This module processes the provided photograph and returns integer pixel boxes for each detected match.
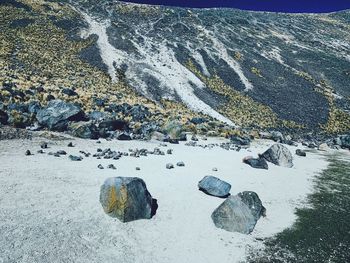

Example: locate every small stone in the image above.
[98,164,104,169]
[40,142,48,149]
[167,149,173,154]
[212,167,218,172]
[107,164,116,170]
[296,149,306,157]
[67,142,74,147]
[96,140,101,144]
[56,150,67,155]
[176,161,185,167]
[25,150,32,156]
[69,155,83,161]
[136,167,141,171]
[166,163,174,169]
[37,149,45,154]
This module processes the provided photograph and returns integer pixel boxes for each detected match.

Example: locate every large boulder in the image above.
[211,191,265,234]
[36,100,85,131]
[243,156,268,169]
[68,121,99,139]
[260,144,293,168]
[100,177,156,222]
[198,176,231,197]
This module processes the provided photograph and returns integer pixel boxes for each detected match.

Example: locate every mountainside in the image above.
[1,0,350,135]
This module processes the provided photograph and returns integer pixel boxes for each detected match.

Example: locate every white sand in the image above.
[0,137,329,263]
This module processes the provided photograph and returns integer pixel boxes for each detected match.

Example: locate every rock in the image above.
[198,176,231,198]
[56,150,67,155]
[36,100,85,131]
[99,119,128,131]
[260,144,293,168]
[243,156,268,169]
[176,161,185,167]
[25,150,32,156]
[166,163,174,169]
[296,149,306,157]
[69,155,83,161]
[7,111,31,128]
[136,167,140,171]
[62,88,78,97]
[190,117,207,125]
[89,111,109,121]
[98,164,104,169]
[0,109,9,124]
[212,167,218,172]
[28,101,41,114]
[230,135,251,146]
[99,177,156,222]
[67,142,74,147]
[167,149,173,154]
[117,133,132,141]
[40,142,48,149]
[238,191,266,221]
[163,120,184,140]
[191,134,199,141]
[107,164,116,170]
[318,143,330,151]
[337,135,350,149]
[37,150,44,154]
[69,121,99,139]
[151,131,166,142]
[211,191,265,234]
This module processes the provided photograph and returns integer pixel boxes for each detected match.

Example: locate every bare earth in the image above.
[0,136,329,263]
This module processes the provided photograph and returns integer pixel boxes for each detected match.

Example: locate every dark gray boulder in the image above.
[260,144,293,168]
[243,156,268,169]
[117,133,132,141]
[198,176,231,198]
[100,177,156,222]
[36,100,85,131]
[211,191,265,234]
[68,121,99,139]
[238,191,266,221]
[296,149,306,157]
[337,135,350,150]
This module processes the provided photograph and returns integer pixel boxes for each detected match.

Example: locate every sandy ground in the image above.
[0,136,329,263]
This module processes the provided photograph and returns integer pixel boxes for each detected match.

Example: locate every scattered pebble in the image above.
[69,155,83,161]
[98,164,104,169]
[67,142,74,147]
[107,164,116,169]
[212,167,218,172]
[56,150,67,155]
[40,142,48,149]
[167,149,173,154]
[37,150,44,154]
[166,163,174,169]
[136,167,141,171]
[176,161,185,167]
[25,150,32,156]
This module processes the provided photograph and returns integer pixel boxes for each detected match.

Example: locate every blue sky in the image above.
[120,0,350,13]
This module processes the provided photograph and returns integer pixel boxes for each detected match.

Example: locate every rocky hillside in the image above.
[0,0,350,137]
